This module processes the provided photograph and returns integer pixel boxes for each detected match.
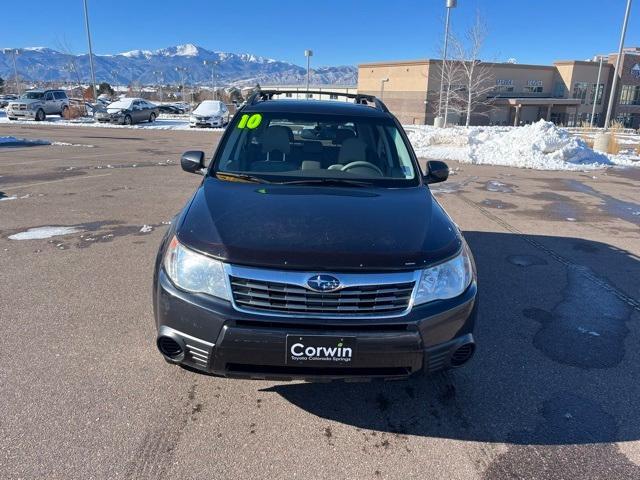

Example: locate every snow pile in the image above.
[8,226,81,240]
[405,120,638,171]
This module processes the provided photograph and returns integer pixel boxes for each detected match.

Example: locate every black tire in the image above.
[60,106,69,118]
[149,113,156,123]
[124,115,132,125]
[35,109,46,122]
[8,117,17,121]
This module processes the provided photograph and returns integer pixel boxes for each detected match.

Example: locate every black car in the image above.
[158,104,186,115]
[153,90,477,381]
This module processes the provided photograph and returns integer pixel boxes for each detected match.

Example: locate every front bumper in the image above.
[7,108,37,119]
[96,115,125,124]
[190,118,224,127]
[154,270,477,380]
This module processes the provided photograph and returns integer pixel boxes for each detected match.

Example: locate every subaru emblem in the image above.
[306,274,341,292]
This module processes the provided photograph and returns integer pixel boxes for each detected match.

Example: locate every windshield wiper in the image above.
[215,172,271,184]
[276,178,373,187]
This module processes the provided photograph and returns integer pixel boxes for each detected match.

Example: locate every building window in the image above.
[615,113,638,128]
[523,85,543,94]
[329,94,338,100]
[619,85,640,105]
[553,82,565,98]
[285,92,292,98]
[306,93,313,99]
[572,82,589,104]
[589,84,604,105]
[493,85,514,93]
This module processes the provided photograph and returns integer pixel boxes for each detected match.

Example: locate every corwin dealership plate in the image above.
[286,335,357,366]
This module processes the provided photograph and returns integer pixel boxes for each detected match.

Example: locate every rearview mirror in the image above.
[181,151,205,174]
[424,160,449,184]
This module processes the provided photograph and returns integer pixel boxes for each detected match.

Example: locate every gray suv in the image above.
[6,89,69,121]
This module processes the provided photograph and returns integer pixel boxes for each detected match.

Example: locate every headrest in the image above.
[332,129,356,145]
[338,137,367,164]
[261,126,292,154]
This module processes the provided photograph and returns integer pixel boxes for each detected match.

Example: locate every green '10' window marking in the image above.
[237,113,262,129]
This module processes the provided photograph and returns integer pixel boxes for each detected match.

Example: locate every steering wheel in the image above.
[341,161,384,176]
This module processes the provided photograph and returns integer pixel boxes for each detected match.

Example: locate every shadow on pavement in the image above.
[263,231,640,448]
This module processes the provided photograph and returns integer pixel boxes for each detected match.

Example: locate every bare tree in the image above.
[430,35,465,126]
[451,14,495,126]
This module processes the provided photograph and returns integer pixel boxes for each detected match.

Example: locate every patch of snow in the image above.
[139,225,153,233]
[405,120,639,171]
[8,226,81,240]
[51,141,95,148]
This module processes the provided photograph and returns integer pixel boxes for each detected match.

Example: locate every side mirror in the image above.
[181,151,205,174]
[424,160,449,184]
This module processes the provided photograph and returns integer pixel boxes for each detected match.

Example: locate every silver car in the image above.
[6,89,69,121]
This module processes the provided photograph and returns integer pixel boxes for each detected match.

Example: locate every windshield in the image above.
[212,112,419,186]
[21,92,44,100]
[194,101,222,115]
[107,99,133,111]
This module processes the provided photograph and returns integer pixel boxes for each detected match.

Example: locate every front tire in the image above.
[35,109,46,122]
[124,115,132,125]
[60,106,69,118]
[149,113,156,123]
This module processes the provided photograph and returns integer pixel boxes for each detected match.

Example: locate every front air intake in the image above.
[157,336,184,359]
[450,343,475,367]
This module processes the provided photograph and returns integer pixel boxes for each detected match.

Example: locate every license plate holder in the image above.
[286,335,357,366]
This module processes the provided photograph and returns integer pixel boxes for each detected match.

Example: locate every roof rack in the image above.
[245,89,390,113]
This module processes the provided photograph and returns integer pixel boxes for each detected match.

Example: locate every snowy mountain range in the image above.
[0,44,357,86]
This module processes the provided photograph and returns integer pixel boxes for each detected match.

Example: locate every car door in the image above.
[131,101,144,123]
[43,92,55,114]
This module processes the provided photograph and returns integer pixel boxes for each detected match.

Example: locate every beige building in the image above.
[359,47,640,128]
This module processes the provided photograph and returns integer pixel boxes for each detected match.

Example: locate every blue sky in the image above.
[2,0,639,66]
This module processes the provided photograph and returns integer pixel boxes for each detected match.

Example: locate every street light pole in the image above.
[12,49,20,95]
[380,78,389,100]
[436,0,456,126]
[590,56,604,128]
[175,67,187,107]
[82,0,98,104]
[604,0,632,130]
[204,60,217,100]
[153,70,164,102]
[304,49,313,94]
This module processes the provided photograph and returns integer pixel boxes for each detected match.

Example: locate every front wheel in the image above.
[35,109,46,122]
[124,115,132,125]
[149,113,156,123]
[60,106,69,118]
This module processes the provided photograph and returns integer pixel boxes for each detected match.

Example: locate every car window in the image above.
[44,92,54,101]
[54,92,66,100]
[213,112,418,186]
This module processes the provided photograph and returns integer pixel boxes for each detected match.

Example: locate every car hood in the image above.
[177,177,461,271]
[11,98,41,105]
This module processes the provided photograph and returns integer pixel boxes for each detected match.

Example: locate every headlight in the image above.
[414,241,473,305]
[163,236,230,300]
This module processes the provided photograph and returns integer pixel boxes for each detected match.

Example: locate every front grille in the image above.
[230,276,415,316]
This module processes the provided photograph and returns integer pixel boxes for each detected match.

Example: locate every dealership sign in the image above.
[527,80,543,87]
[632,63,640,79]
[496,79,513,86]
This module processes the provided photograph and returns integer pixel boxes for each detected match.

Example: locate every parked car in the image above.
[95,98,159,125]
[153,90,478,381]
[189,100,230,128]
[6,89,69,121]
[0,94,18,108]
[158,104,185,115]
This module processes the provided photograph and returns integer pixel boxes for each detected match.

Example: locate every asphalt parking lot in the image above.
[1,123,640,480]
